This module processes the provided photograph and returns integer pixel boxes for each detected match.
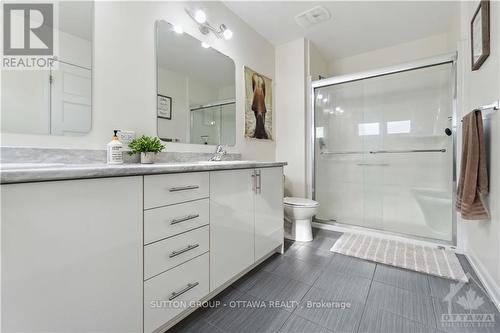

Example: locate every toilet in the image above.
[283,197,320,242]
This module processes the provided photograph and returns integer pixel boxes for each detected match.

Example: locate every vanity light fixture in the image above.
[185,8,233,40]
[194,9,207,24]
[173,25,184,34]
[222,26,233,40]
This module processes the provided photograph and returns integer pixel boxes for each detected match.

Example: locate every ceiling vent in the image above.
[294,6,331,28]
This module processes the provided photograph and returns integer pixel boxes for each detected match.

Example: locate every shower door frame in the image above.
[308,53,458,246]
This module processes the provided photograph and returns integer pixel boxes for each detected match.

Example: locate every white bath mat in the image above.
[331,233,468,282]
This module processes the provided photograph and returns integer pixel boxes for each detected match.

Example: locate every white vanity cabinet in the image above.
[210,167,284,291]
[0,164,284,333]
[1,177,143,333]
[143,172,211,332]
[209,169,256,291]
[254,167,285,259]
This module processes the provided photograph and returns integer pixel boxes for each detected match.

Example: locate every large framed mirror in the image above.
[1,1,94,136]
[156,20,236,145]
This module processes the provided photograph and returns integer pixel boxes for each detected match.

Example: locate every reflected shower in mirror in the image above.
[1,1,93,136]
[156,20,236,145]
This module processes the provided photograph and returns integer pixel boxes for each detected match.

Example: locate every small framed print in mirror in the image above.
[157,94,172,119]
[471,0,490,71]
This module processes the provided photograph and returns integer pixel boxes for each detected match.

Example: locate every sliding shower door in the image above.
[190,102,236,145]
[314,62,454,242]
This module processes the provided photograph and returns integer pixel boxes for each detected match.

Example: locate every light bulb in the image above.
[201,42,210,48]
[173,25,183,34]
[317,94,323,99]
[323,98,328,103]
[194,9,207,24]
[223,28,233,40]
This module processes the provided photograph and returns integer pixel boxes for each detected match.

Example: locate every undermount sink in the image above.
[0,162,65,170]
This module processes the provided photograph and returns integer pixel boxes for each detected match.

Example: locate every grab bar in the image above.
[321,149,446,155]
[370,149,446,154]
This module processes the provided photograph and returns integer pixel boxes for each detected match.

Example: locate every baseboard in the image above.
[465,249,500,312]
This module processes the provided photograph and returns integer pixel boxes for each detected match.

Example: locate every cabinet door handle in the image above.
[168,282,199,301]
[256,170,261,194]
[169,244,199,258]
[168,185,199,192]
[170,214,200,225]
[251,173,256,192]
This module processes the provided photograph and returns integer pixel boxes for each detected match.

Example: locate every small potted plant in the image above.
[128,135,165,164]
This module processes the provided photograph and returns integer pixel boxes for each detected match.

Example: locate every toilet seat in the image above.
[283,197,319,208]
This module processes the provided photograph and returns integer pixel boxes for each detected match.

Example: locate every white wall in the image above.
[328,33,457,76]
[275,38,307,197]
[308,41,328,81]
[1,1,276,161]
[306,41,329,198]
[456,0,500,308]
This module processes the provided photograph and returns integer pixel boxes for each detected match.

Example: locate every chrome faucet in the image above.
[209,145,227,161]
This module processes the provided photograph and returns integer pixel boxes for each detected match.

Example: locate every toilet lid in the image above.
[284,197,319,207]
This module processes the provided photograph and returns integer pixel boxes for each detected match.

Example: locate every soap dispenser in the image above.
[107,130,123,164]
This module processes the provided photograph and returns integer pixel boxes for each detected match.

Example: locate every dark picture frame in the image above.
[157,94,172,119]
[471,0,490,71]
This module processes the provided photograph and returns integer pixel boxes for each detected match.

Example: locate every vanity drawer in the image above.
[144,199,209,245]
[144,172,209,209]
[144,253,209,333]
[144,226,209,280]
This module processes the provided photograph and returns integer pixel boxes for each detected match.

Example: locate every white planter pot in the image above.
[140,152,156,164]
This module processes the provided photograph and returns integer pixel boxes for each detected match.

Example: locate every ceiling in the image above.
[224,1,458,60]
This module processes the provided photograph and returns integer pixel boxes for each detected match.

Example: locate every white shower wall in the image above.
[314,63,454,241]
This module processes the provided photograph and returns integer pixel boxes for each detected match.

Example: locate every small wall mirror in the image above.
[1,1,93,136]
[156,20,236,145]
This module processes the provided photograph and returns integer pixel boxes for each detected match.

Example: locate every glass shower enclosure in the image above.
[312,56,456,243]
[190,101,236,145]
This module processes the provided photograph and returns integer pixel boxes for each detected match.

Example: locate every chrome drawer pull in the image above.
[168,282,199,301]
[169,244,199,258]
[170,214,200,225]
[168,185,199,192]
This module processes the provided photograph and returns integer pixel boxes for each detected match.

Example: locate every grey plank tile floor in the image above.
[169,228,500,333]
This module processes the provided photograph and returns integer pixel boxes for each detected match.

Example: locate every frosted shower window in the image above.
[314,62,454,242]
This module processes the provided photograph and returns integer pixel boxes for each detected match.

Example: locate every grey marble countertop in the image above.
[0,160,287,184]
